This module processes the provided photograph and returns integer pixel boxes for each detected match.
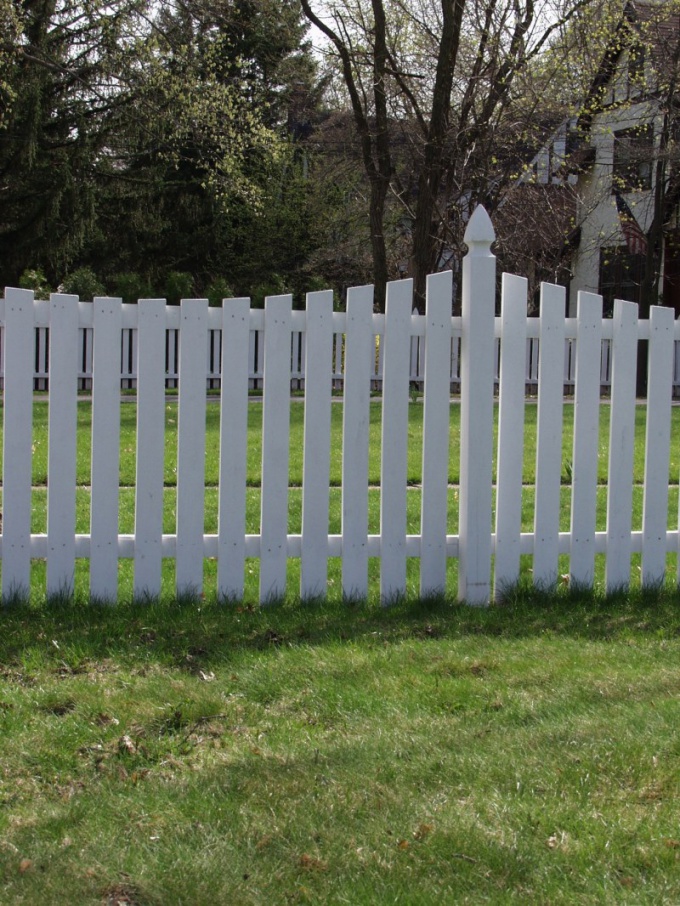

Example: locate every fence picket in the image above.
[259,295,292,601]
[420,271,453,596]
[458,207,496,604]
[2,288,35,597]
[301,291,334,597]
[380,279,413,600]
[570,292,603,586]
[533,283,566,587]
[134,299,167,596]
[641,305,675,586]
[605,299,638,591]
[90,297,123,599]
[46,294,79,595]
[341,286,373,598]
[176,298,209,593]
[494,274,528,597]
[217,298,251,599]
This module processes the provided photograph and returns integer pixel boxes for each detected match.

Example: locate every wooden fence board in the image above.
[642,304,675,586]
[301,290,334,597]
[176,298,209,593]
[134,299,167,596]
[494,274,528,596]
[259,295,292,601]
[605,299,638,591]
[380,279,413,600]
[90,297,123,599]
[2,288,35,596]
[341,286,373,598]
[217,299,251,599]
[46,294,79,595]
[420,271,453,596]
[570,291,603,586]
[533,283,566,587]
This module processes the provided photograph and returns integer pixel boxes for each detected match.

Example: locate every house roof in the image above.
[577,0,680,134]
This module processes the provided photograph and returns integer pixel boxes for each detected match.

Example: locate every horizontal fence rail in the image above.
[2,207,680,604]
[3,311,680,395]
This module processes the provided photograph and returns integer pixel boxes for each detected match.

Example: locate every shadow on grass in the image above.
[0,580,679,674]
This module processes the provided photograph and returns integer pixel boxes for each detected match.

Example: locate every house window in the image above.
[612,125,653,192]
[599,246,644,315]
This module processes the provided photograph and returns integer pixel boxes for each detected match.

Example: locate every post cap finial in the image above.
[463,205,495,251]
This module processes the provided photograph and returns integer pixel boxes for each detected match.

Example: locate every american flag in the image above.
[614,191,648,256]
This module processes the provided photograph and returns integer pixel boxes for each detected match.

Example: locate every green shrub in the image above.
[165,271,195,305]
[18,268,51,299]
[206,277,235,307]
[251,274,287,309]
[61,267,105,301]
[112,273,155,305]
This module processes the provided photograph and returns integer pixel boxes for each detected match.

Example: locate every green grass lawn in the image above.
[2,402,680,902]
[3,399,679,600]
[9,399,680,488]
[1,589,680,904]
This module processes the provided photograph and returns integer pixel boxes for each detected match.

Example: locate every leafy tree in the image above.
[86,0,326,299]
[301,0,604,310]
[0,0,153,285]
[0,0,328,302]
[0,0,21,124]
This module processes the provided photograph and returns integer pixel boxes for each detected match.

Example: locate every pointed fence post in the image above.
[458,207,496,605]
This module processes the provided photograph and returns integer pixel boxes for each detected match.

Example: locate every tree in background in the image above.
[0,0,21,122]
[560,0,680,394]
[0,0,329,303]
[0,0,154,284]
[301,0,612,310]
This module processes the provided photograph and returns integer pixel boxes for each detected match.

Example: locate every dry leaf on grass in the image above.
[299,854,327,871]
[118,735,137,755]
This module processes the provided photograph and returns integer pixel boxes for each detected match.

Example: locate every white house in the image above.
[568,0,680,317]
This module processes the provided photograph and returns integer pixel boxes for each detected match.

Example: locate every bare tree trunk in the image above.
[300,0,392,309]
[410,0,465,312]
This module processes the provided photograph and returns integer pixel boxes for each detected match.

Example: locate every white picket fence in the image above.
[1,205,680,604]
[7,306,680,395]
